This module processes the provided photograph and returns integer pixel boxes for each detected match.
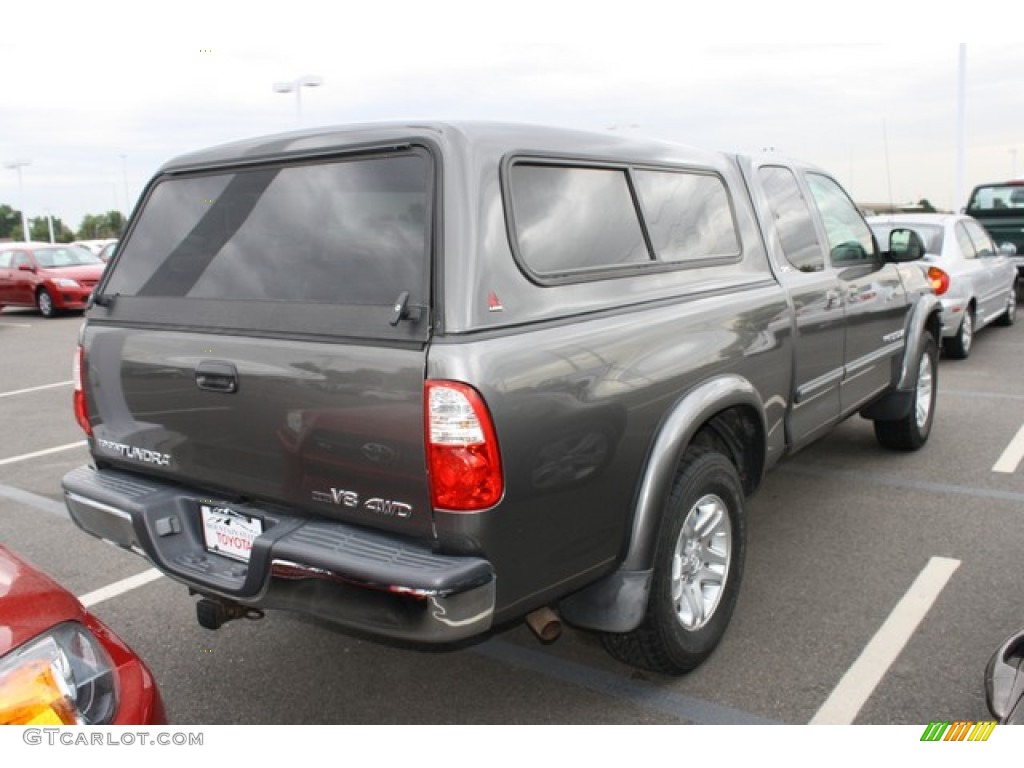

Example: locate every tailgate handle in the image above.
[195,361,238,393]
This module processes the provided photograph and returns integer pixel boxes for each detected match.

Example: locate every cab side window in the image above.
[758,166,824,273]
[805,173,877,266]
[0,251,13,268]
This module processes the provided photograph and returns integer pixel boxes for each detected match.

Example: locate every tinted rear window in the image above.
[102,150,432,338]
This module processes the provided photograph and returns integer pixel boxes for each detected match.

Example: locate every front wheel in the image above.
[36,288,57,318]
[601,447,745,675]
[874,336,937,451]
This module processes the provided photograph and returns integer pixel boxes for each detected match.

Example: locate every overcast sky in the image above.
[2,3,1021,233]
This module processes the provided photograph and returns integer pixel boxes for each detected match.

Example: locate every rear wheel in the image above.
[36,288,57,318]
[943,308,973,359]
[601,447,745,675]
[874,335,937,451]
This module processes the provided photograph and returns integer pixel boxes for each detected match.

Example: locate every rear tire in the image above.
[601,447,745,675]
[874,335,937,451]
[943,308,973,359]
[36,288,57,318]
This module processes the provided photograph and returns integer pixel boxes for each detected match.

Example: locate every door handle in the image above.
[195,361,238,393]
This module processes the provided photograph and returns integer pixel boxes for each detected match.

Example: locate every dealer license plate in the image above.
[200,504,262,563]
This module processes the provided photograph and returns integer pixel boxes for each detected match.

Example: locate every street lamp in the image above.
[4,159,31,242]
[272,75,323,124]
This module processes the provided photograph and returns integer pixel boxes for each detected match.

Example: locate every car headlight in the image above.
[0,622,118,725]
[53,278,80,288]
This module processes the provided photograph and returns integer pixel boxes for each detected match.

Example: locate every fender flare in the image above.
[897,293,942,391]
[559,374,766,633]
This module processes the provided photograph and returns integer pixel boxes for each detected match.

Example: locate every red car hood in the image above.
[0,546,85,654]
[40,264,105,281]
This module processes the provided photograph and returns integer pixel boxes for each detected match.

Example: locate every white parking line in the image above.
[993,424,1024,474]
[0,380,73,399]
[809,556,961,725]
[78,568,164,608]
[0,441,87,467]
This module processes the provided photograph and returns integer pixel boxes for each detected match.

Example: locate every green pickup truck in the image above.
[965,180,1024,292]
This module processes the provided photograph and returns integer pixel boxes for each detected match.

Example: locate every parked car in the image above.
[97,240,118,262]
[72,239,117,256]
[0,243,105,317]
[0,545,166,724]
[985,627,1024,724]
[868,213,1017,359]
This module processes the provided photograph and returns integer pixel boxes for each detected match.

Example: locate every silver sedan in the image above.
[869,213,1018,359]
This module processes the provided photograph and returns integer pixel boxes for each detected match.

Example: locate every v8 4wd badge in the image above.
[311,488,412,518]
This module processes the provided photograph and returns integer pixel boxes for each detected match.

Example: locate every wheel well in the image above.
[689,405,764,496]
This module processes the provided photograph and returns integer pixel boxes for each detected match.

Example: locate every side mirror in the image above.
[999,242,1018,257]
[887,228,925,262]
[985,629,1024,724]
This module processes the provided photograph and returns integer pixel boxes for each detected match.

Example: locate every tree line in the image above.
[0,204,125,243]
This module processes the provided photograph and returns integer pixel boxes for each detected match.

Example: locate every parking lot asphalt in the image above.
[2,305,1023,725]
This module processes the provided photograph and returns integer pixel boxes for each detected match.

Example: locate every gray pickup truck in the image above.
[62,122,940,675]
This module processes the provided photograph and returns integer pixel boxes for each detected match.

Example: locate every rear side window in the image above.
[508,164,650,274]
[962,218,996,257]
[955,222,978,259]
[507,161,739,280]
[103,149,432,338]
[633,170,740,263]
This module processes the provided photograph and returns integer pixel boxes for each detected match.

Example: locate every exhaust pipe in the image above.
[196,597,264,630]
[525,606,562,643]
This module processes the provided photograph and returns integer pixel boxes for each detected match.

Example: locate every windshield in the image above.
[33,246,103,268]
[966,184,1024,213]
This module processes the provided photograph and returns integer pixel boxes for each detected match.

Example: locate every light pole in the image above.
[120,154,130,215]
[272,75,323,124]
[4,159,31,242]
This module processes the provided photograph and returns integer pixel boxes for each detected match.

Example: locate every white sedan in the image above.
[869,213,1018,359]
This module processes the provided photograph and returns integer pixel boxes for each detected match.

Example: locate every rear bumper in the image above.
[62,466,495,644]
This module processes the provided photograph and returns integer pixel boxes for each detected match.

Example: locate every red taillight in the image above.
[425,381,503,512]
[73,345,92,436]
[927,266,950,296]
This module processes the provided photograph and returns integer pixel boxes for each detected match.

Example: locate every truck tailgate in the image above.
[83,325,435,540]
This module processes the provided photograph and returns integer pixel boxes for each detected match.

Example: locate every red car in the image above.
[0,243,105,318]
[0,546,166,724]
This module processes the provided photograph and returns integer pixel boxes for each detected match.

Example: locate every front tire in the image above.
[874,335,937,451]
[36,288,57,318]
[602,447,745,675]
